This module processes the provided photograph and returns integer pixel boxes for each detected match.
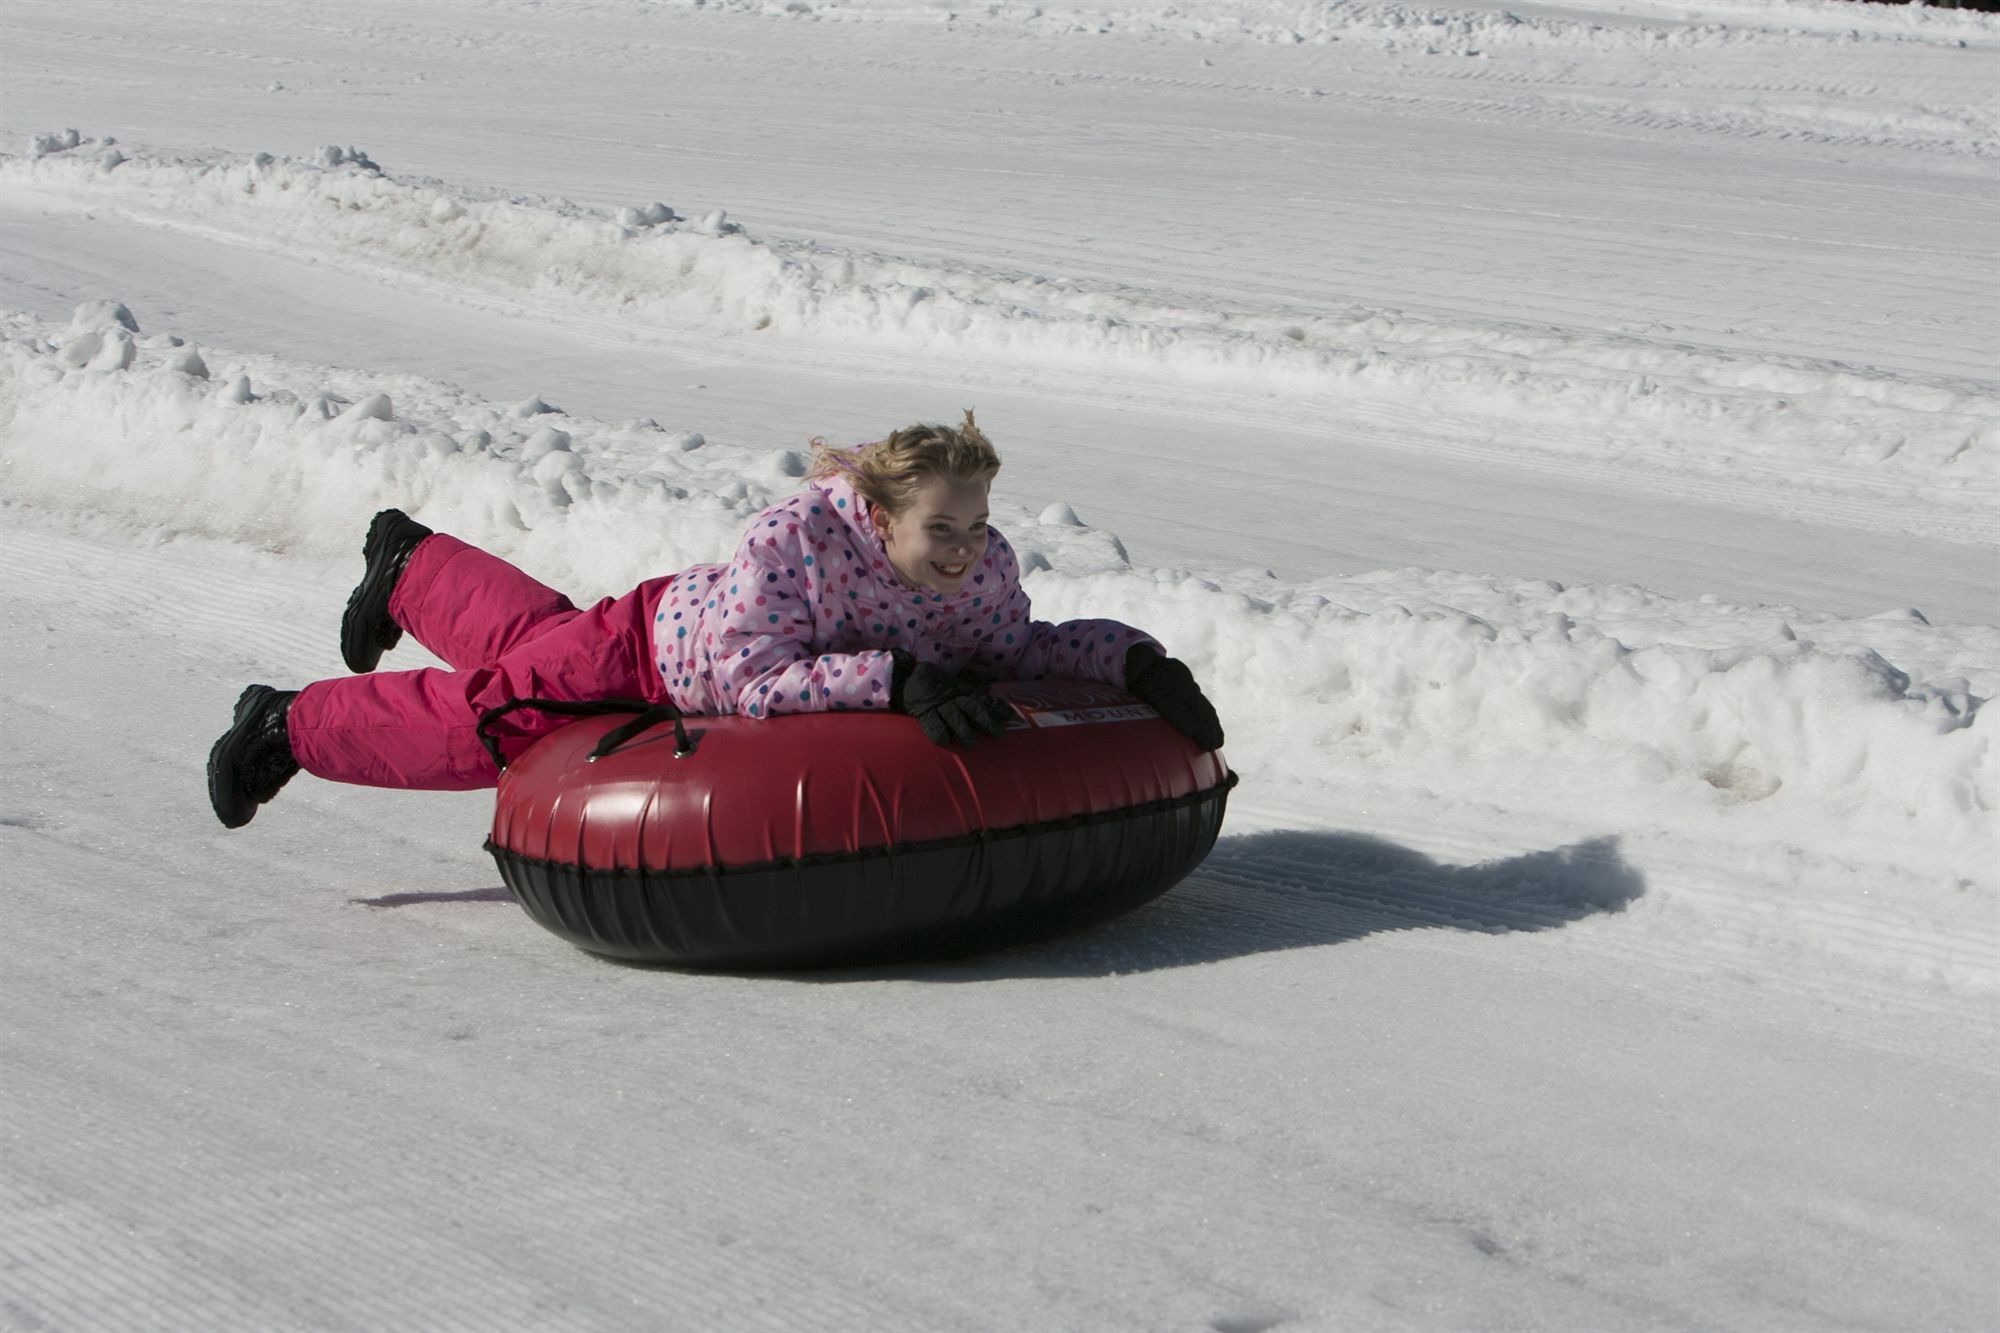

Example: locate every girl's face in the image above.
[872,474,992,595]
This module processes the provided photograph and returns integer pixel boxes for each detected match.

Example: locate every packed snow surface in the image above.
[2,1,1995,1330]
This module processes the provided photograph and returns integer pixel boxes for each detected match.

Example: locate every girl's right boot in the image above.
[207,685,301,828]
[340,508,433,672]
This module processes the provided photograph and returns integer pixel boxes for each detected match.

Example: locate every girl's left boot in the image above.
[208,685,301,828]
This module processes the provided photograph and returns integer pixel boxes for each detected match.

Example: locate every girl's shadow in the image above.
[901,830,1646,979]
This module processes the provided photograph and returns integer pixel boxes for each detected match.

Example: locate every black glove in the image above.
[1125,646,1225,751]
[890,650,1014,747]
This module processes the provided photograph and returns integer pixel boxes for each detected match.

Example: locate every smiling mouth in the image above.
[932,562,968,579]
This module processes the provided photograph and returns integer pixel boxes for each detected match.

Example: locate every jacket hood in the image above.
[813,474,998,608]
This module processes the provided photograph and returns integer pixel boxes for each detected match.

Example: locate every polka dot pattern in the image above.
[648,475,1158,718]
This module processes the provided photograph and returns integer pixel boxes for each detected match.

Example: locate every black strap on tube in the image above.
[474,697,694,773]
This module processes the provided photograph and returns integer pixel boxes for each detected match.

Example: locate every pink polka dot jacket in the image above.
[649,476,1159,719]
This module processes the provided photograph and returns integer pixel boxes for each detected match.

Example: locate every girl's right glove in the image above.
[890,650,1015,747]
[1125,646,1226,752]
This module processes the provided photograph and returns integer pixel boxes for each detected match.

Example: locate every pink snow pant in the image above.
[290,535,673,790]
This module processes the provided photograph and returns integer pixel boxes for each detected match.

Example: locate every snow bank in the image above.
[6,138,1993,533]
[4,304,1990,865]
[627,0,2000,53]
[615,2,2000,161]
[1034,565,1994,857]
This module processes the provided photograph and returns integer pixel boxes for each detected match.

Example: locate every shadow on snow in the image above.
[349,831,1645,978]
[897,831,1646,979]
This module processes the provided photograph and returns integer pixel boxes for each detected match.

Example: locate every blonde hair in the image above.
[807,410,1000,518]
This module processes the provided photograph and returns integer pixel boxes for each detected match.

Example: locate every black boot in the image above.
[208,685,301,829]
[340,508,432,673]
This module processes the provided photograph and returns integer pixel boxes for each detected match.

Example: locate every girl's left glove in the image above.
[1125,646,1225,751]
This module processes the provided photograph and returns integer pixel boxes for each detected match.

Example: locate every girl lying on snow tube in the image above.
[207,411,1224,827]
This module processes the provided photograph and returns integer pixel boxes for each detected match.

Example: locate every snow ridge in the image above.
[4,303,1991,869]
[617,0,2000,52]
[8,137,1994,534]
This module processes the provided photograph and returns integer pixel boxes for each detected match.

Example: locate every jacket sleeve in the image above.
[708,519,900,718]
[971,531,1159,685]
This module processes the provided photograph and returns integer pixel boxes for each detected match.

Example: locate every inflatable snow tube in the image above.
[484,680,1235,969]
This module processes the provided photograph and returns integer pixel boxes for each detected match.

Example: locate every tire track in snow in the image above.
[0,988,898,1331]
[0,516,339,682]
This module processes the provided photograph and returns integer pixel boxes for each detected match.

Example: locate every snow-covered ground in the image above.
[2,1,1995,1329]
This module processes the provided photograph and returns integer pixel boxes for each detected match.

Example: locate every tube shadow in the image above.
[350,887,515,908]
[898,830,1646,980]
[366,831,1643,979]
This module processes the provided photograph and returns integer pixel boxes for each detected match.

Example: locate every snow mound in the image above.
[632,1,2000,161]
[6,138,1993,533]
[2,306,1991,868]
[1037,564,1993,859]
[655,0,2000,54]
